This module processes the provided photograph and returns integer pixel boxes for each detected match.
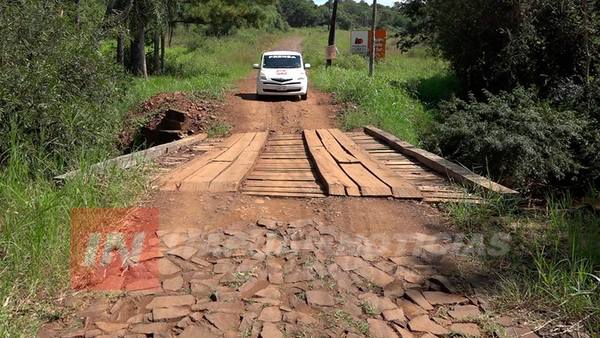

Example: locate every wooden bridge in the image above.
[157,126,516,203]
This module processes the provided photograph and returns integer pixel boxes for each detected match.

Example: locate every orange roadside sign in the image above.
[368,29,387,60]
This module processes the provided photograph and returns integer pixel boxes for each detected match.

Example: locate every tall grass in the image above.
[444,195,600,333]
[126,28,287,105]
[298,27,458,144]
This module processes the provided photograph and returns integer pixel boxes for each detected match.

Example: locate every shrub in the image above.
[424,87,587,192]
[0,1,127,173]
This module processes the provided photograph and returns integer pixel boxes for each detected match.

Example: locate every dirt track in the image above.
[43,37,544,338]
[221,37,338,134]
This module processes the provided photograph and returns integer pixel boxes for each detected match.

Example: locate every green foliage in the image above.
[424,88,587,191]
[392,0,430,52]
[278,0,325,28]
[277,0,403,30]
[179,0,286,35]
[429,0,600,93]
[0,0,127,172]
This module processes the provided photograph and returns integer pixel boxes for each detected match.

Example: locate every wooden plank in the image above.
[332,129,422,199]
[178,161,231,191]
[214,132,256,162]
[257,158,309,163]
[316,129,359,163]
[254,168,313,172]
[209,132,268,192]
[55,133,209,181]
[244,180,321,188]
[247,172,316,181]
[304,130,360,196]
[268,140,304,146]
[364,126,518,195]
[242,186,324,194]
[159,133,243,191]
[260,155,308,159]
[340,163,392,196]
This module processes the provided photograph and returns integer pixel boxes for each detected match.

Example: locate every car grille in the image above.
[270,78,293,83]
[263,81,301,85]
[264,88,301,93]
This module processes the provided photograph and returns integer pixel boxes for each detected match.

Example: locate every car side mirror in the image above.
[304,63,311,69]
[252,64,260,69]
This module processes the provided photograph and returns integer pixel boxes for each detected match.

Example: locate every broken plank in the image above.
[304,130,360,196]
[316,129,358,163]
[340,163,392,196]
[329,129,422,199]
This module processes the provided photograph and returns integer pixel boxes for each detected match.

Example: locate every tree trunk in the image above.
[153,30,160,75]
[168,23,174,47]
[130,17,147,78]
[161,32,166,73]
[117,31,125,66]
[75,0,81,27]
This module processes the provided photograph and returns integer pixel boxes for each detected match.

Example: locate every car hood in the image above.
[261,68,306,79]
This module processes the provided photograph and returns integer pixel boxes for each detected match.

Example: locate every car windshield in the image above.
[262,55,302,69]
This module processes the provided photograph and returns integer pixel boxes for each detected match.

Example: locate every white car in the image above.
[253,51,310,100]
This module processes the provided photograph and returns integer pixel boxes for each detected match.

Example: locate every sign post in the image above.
[326,0,339,68]
[351,30,387,60]
[369,0,377,77]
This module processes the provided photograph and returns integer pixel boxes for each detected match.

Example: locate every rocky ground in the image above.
[49,218,545,338]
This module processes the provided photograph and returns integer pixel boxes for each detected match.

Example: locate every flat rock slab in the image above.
[258,306,282,322]
[405,290,433,311]
[152,306,190,321]
[449,323,481,337]
[448,304,481,320]
[205,312,240,332]
[146,295,195,309]
[306,290,336,306]
[167,246,198,260]
[368,319,399,338]
[408,315,450,335]
[261,322,284,338]
[422,291,467,305]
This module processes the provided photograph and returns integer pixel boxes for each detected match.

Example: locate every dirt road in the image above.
[220,37,338,134]
[44,37,537,338]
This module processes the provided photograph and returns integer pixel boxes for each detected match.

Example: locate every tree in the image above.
[429,0,600,93]
[278,0,322,27]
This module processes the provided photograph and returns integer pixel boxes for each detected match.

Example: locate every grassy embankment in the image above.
[299,27,599,333]
[0,29,283,337]
[298,27,458,144]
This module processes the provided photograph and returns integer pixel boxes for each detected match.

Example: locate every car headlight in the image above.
[260,74,267,81]
[297,77,306,80]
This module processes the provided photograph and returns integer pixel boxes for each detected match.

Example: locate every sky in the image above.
[313,0,397,6]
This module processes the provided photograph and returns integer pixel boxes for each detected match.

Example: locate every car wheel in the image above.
[301,93,308,101]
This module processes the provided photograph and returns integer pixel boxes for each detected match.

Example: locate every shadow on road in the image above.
[235,93,300,102]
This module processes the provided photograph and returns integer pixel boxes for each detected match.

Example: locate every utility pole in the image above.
[326,0,339,68]
[369,0,377,77]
